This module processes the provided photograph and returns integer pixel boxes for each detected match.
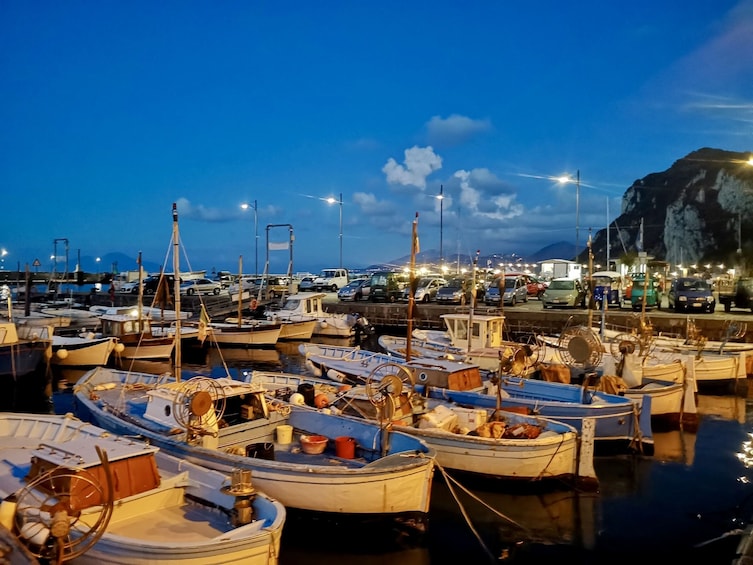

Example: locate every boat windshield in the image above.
[281,299,301,311]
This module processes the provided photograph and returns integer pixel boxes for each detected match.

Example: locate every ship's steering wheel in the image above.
[11,446,114,564]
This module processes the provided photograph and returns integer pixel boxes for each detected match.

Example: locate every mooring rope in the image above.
[434,460,532,562]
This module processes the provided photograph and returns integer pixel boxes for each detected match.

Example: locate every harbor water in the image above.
[15,338,753,564]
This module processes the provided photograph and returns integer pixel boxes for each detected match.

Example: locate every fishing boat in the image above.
[410,313,543,374]
[72,369,435,533]
[299,341,654,454]
[0,412,285,565]
[0,321,51,378]
[96,311,176,361]
[70,203,435,536]
[208,320,282,347]
[246,369,598,490]
[379,332,541,377]
[299,342,485,390]
[51,333,123,367]
[268,293,356,338]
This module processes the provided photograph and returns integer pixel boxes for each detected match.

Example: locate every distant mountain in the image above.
[588,147,753,273]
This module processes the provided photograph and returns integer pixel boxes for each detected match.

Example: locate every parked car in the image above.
[143,274,176,295]
[214,270,234,288]
[717,277,753,312]
[502,276,529,305]
[667,277,715,313]
[401,277,447,303]
[298,277,316,291]
[541,278,586,309]
[119,281,141,294]
[369,271,408,302]
[625,272,660,310]
[484,275,527,306]
[523,274,548,298]
[436,277,476,305]
[179,277,222,295]
[338,278,370,301]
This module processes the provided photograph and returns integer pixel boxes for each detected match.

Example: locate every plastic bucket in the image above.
[335,436,356,459]
[276,425,293,445]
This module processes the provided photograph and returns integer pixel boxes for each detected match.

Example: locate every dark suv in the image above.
[143,274,176,295]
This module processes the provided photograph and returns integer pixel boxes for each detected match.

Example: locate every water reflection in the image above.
[33,338,753,563]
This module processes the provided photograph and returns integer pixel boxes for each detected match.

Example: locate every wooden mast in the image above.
[172,203,181,382]
[137,251,143,323]
[237,255,243,327]
[406,213,419,362]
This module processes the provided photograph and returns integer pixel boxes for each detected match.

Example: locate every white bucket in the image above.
[276,425,293,445]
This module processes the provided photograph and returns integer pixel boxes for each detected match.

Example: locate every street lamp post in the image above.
[437,185,444,270]
[557,169,580,260]
[241,201,259,277]
[326,193,343,268]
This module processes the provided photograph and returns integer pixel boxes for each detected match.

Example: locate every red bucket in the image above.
[335,436,356,459]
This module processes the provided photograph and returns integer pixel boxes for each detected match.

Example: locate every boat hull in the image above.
[72,368,435,522]
[0,412,285,565]
[52,336,118,367]
[210,325,281,347]
[249,371,595,488]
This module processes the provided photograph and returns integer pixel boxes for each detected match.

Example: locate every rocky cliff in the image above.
[588,148,753,273]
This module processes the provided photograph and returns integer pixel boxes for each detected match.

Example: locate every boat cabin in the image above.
[279,293,328,317]
[440,313,505,350]
[99,314,157,339]
[27,433,161,507]
[144,378,272,432]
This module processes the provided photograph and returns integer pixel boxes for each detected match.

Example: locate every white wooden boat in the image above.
[208,321,282,347]
[536,332,697,427]
[227,316,316,341]
[546,327,747,394]
[379,333,540,377]
[0,412,285,565]
[248,370,598,491]
[97,312,175,361]
[269,293,355,338]
[12,309,71,329]
[90,305,191,323]
[299,342,485,390]
[408,313,543,374]
[51,334,123,367]
[0,321,51,378]
[72,368,436,534]
[299,342,654,454]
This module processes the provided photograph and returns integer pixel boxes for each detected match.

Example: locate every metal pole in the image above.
[254,200,259,278]
[576,169,580,261]
[439,185,444,270]
[338,192,343,269]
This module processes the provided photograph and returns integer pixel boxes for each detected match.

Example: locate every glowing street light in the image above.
[326,193,343,268]
[557,170,581,260]
[241,201,259,277]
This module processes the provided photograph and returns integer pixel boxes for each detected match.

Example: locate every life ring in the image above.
[250,299,258,310]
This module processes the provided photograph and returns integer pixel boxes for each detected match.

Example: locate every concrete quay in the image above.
[80,290,753,344]
[324,300,753,344]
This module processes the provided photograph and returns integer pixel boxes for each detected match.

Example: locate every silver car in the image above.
[179,277,222,295]
[401,277,447,303]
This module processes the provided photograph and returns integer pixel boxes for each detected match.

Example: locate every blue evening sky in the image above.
[2,1,752,275]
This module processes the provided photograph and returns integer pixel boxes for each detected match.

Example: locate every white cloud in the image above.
[426,114,492,146]
[382,146,443,190]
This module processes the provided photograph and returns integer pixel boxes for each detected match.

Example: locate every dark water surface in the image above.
[32,339,753,564]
